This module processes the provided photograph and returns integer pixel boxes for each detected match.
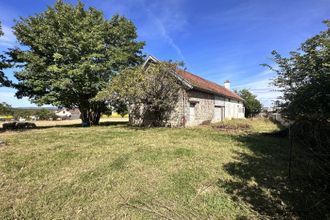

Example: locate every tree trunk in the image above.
[80,107,91,127]
[90,111,101,125]
[79,106,101,126]
[78,100,107,126]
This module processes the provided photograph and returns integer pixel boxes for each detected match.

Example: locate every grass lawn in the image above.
[0,119,314,219]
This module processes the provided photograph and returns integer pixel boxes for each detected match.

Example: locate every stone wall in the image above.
[129,88,189,127]
[224,99,245,119]
[130,88,245,127]
[185,90,215,126]
[167,89,245,127]
[167,89,188,127]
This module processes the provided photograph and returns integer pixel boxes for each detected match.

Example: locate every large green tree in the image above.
[236,89,262,117]
[0,21,11,87]
[10,0,144,125]
[97,62,181,126]
[264,21,330,121]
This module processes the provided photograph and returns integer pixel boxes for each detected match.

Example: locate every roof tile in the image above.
[176,69,243,101]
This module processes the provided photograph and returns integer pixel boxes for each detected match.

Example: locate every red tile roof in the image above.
[176,69,243,101]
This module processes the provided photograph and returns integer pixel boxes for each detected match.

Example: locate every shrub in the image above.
[3,122,37,130]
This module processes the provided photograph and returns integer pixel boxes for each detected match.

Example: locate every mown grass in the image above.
[0,119,312,219]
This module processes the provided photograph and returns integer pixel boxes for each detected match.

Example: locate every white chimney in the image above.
[224,80,230,90]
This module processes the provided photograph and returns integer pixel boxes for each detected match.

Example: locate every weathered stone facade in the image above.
[167,89,245,127]
[166,88,187,127]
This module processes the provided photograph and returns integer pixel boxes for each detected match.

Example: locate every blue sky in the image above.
[0,0,329,107]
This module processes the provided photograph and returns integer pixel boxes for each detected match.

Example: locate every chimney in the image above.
[224,80,230,90]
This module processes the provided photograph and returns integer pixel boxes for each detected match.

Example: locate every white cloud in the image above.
[257,69,273,77]
[232,78,282,107]
[148,0,188,32]
[151,14,185,60]
[0,89,35,107]
[0,24,17,47]
[141,0,186,60]
[99,0,187,60]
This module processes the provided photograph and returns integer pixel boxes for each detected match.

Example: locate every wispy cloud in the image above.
[140,0,186,60]
[233,78,281,107]
[0,24,16,47]
[100,0,187,60]
[0,90,31,107]
[257,69,274,77]
[145,10,185,60]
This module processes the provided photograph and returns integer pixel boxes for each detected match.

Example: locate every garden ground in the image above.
[0,119,317,219]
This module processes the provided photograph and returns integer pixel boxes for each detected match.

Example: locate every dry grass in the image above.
[212,118,279,133]
[0,117,128,128]
[0,118,311,219]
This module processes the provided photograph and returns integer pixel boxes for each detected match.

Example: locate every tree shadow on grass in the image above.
[0,121,129,133]
[218,133,325,219]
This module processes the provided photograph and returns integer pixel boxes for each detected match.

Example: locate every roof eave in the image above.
[190,86,243,101]
[143,55,193,89]
[142,55,160,69]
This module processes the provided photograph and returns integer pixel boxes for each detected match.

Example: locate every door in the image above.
[213,106,224,122]
[189,103,195,125]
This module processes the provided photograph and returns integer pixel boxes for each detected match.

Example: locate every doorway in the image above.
[213,106,224,122]
[189,102,195,125]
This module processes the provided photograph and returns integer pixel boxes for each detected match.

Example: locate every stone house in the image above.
[131,56,245,127]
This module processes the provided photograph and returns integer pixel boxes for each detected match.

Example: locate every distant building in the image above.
[55,108,81,120]
[260,106,292,126]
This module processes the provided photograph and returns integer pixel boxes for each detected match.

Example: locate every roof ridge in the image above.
[180,69,228,90]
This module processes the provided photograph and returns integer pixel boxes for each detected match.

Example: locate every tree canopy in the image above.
[0,21,11,87]
[97,62,181,126]
[264,20,330,121]
[236,89,262,117]
[10,0,144,125]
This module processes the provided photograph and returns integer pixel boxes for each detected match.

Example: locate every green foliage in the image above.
[9,108,56,120]
[264,21,330,120]
[97,62,181,126]
[0,102,13,115]
[10,0,144,125]
[35,109,57,120]
[110,99,128,117]
[236,89,262,117]
[0,21,11,87]
[11,109,34,120]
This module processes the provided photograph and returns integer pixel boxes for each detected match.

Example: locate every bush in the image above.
[97,62,181,127]
[12,109,35,120]
[289,120,330,217]
[3,122,37,130]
